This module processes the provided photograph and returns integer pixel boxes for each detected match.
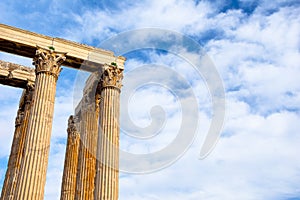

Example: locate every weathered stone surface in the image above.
[13,48,66,200]
[0,86,34,200]
[75,77,99,200]
[0,23,125,71]
[60,115,80,200]
[0,24,125,200]
[33,46,66,79]
[0,60,35,88]
[94,65,123,200]
[99,64,123,89]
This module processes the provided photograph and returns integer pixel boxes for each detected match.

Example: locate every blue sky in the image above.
[0,0,300,199]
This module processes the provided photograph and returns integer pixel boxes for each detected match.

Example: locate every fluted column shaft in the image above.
[0,86,34,200]
[95,65,123,200]
[60,115,80,200]
[13,47,66,200]
[75,102,99,200]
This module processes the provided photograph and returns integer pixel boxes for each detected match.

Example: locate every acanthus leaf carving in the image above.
[100,64,123,90]
[33,46,67,79]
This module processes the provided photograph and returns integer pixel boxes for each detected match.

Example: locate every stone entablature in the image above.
[0,23,125,71]
[0,60,35,88]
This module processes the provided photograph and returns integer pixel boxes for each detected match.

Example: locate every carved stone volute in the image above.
[33,46,67,79]
[99,64,123,90]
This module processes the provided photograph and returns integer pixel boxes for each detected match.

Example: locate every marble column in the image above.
[13,46,66,200]
[94,64,123,200]
[0,84,34,200]
[60,115,80,200]
[75,91,99,200]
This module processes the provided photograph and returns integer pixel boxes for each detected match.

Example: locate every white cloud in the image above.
[63,0,216,42]
[119,106,300,200]
[206,5,300,114]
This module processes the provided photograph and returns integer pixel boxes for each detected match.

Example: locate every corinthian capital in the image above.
[100,64,123,90]
[33,46,67,79]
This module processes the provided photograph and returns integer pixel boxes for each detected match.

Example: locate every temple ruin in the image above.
[0,23,125,200]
